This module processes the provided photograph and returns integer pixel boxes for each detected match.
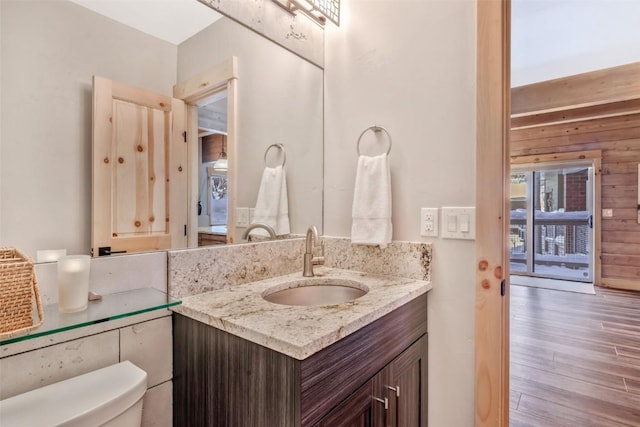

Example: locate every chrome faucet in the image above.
[303,225,325,277]
[242,222,277,241]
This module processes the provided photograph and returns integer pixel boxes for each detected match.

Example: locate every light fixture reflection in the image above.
[214,138,228,171]
[272,0,340,26]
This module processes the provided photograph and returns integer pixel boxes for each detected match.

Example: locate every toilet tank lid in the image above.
[0,361,147,427]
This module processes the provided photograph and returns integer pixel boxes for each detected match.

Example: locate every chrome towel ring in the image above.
[356,125,392,156]
[264,143,286,167]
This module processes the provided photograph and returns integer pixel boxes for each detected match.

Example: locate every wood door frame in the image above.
[477,3,640,423]
[475,1,510,426]
[173,57,239,245]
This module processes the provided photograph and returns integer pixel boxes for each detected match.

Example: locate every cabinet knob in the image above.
[386,385,400,398]
[373,396,389,410]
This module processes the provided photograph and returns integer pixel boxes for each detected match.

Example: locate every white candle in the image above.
[57,255,91,313]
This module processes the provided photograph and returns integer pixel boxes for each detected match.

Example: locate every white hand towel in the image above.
[251,165,290,236]
[351,154,392,248]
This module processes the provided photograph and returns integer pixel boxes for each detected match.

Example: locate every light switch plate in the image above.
[236,207,250,227]
[602,208,613,218]
[441,207,476,240]
[420,208,439,237]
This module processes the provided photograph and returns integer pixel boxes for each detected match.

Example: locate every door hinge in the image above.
[183,131,187,142]
[501,279,506,297]
[184,224,187,236]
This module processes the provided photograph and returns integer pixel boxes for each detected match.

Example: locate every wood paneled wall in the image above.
[201,134,226,164]
[511,63,640,289]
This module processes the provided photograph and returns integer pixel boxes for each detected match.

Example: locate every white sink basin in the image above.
[262,278,369,306]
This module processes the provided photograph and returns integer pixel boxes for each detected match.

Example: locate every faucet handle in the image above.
[313,240,325,266]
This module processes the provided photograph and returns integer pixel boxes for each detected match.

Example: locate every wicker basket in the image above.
[0,248,44,339]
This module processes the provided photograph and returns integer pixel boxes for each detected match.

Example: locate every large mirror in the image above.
[0,0,323,261]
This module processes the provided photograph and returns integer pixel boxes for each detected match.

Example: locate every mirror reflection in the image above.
[198,123,229,246]
[0,0,323,261]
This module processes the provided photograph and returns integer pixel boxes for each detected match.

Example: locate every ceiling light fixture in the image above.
[272,0,340,26]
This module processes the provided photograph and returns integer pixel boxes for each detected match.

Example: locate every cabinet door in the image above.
[387,336,428,427]
[314,379,376,427]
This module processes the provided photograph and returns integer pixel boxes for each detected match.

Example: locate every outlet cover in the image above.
[602,208,613,218]
[420,208,439,237]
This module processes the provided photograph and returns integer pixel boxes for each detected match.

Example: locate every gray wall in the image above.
[0,0,177,258]
[324,1,476,425]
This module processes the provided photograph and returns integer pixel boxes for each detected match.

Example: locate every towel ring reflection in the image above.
[264,143,286,167]
[356,126,392,156]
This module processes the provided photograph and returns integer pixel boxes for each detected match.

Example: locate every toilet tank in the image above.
[0,361,147,427]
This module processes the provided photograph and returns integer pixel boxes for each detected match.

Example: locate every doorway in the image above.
[173,56,238,247]
[477,2,640,426]
[509,165,594,283]
[196,91,229,246]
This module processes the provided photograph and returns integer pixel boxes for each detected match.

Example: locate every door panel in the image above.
[509,172,529,273]
[112,99,167,235]
[388,336,427,427]
[532,168,592,281]
[92,76,187,256]
[510,166,593,282]
[393,362,420,427]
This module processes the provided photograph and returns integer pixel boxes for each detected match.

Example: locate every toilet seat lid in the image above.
[0,361,147,427]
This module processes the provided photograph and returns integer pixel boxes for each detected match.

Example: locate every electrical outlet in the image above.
[236,207,250,227]
[602,208,613,218]
[420,208,439,237]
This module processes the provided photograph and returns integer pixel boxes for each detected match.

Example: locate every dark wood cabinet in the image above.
[173,294,427,427]
[313,335,427,427]
[387,336,428,427]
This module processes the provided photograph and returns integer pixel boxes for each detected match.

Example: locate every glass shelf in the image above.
[1,288,181,346]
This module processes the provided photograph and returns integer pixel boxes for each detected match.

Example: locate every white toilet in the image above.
[0,360,147,427]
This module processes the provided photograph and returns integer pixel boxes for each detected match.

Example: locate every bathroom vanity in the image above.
[172,268,431,426]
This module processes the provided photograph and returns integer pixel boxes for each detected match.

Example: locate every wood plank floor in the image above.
[510,284,640,426]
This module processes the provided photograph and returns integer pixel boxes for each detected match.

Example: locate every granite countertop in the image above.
[171,267,432,360]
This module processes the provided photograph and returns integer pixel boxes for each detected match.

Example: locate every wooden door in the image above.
[314,380,375,427]
[92,76,187,256]
[387,335,428,427]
